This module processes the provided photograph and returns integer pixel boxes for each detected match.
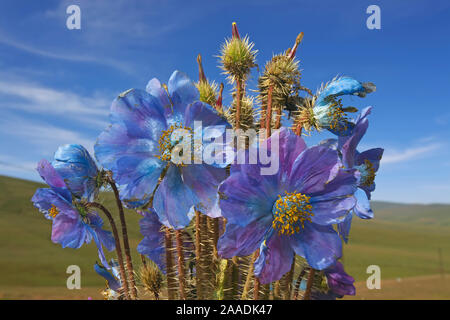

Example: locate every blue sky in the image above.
[0,0,449,204]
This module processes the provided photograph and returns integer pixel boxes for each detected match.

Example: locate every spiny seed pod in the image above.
[140,261,164,300]
[258,53,302,129]
[226,94,256,131]
[292,96,318,134]
[218,22,257,83]
[196,80,219,106]
[196,54,219,106]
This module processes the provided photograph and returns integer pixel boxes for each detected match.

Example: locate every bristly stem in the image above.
[235,78,242,129]
[253,277,260,300]
[275,107,282,129]
[175,229,187,300]
[195,210,204,299]
[265,85,274,136]
[107,174,137,299]
[241,250,259,299]
[303,268,316,300]
[295,121,303,136]
[164,227,177,300]
[87,202,130,300]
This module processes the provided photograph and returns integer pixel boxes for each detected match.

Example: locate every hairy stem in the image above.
[241,251,259,299]
[265,85,274,137]
[87,202,130,300]
[235,78,242,129]
[195,211,204,299]
[175,229,187,300]
[275,106,282,129]
[108,176,137,299]
[164,227,177,300]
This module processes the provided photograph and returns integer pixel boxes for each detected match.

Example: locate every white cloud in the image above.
[0,115,97,158]
[0,32,132,73]
[382,143,442,164]
[0,78,111,127]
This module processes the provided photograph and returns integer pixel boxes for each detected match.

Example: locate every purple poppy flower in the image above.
[31,159,115,268]
[337,107,384,241]
[95,71,230,229]
[217,128,358,284]
[51,144,100,201]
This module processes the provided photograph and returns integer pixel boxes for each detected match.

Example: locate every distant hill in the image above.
[1,174,449,299]
[371,201,450,226]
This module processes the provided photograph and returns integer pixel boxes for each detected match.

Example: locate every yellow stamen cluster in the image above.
[361,159,376,187]
[48,204,59,218]
[157,124,193,163]
[272,191,314,236]
[327,98,348,132]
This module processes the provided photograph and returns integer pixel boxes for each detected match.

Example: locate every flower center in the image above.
[357,159,376,187]
[49,204,59,218]
[157,123,193,164]
[272,191,314,236]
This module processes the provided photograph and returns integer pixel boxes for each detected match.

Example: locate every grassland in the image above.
[0,175,449,299]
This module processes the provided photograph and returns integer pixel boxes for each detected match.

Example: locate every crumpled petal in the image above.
[325,261,355,296]
[52,144,99,201]
[353,188,373,219]
[254,231,295,284]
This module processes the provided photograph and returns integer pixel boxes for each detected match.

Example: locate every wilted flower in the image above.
[95,71,230,229]
[298,76,376,136]
[94,260,122,299]
[31,160,114,267]
[217,128,358,283]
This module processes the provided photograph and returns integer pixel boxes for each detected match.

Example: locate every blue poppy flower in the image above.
[137,209,165,272]
[31,159,115,268]
[312,76,376,136]
[51,144,100,201]
[217,128,358,284]
[95,71,230,229]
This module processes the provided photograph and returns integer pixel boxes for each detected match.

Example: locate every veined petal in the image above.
[36,159,72,202]
[289,146,341,195]
[181,164,227,218]
[217,216,272,258]
[153,165,197,229]
[290,223,342,270]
